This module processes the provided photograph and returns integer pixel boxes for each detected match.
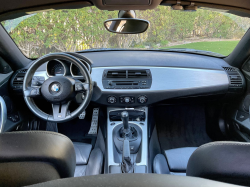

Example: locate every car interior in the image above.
[1,0,250,187]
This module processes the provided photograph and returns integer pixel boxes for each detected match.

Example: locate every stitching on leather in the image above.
[2,131,70,140]
[191,141,250,157]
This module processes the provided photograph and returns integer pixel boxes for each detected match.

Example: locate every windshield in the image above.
[1,6,250,58]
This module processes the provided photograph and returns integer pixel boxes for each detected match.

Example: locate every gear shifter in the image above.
[120,111,133,173]
[121,111,130,137]
[121,111,130,136]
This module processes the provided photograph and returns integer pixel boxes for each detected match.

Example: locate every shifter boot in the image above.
[121,157,133,173]
[121,139,134,173]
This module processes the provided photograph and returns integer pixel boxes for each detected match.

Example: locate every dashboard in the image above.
[10,50,245,106]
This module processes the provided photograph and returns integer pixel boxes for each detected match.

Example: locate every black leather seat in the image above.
[0,131,103,187]
[0,131,76,187]
[187,141,250,186]
[73,142,103,177]
[153,147,197,175]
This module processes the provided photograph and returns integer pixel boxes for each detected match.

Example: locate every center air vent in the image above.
[12,69,27,89]
[128,70,148,78]
[223,67,244,92]
[107,70,126,78]
[102,69,152,89]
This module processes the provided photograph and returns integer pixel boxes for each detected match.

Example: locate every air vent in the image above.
[13,69,27,87]
[128,70,148,78]
[223,67,235,72]
[103,69,152,89]
[107,70,126,78]
[223,67,243,90]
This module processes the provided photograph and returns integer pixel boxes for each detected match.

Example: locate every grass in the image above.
[160,40,240,56]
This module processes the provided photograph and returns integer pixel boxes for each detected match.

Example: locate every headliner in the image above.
[0,0,250,21]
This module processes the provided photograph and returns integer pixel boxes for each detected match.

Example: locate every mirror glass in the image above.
[104,18,149,34]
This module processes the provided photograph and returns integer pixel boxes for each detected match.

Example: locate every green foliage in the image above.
[1,6,249,58]
[160,40,169,46]
[161,40,240,56]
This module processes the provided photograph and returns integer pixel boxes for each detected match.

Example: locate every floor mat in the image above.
[155,105,212,151]
[58,116,92,143]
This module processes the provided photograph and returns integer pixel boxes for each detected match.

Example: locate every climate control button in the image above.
[124,97,131,103]
[138,95,148,104]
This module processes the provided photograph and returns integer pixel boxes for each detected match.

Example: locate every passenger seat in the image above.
[73,142,103,177]
[153,147,197,175]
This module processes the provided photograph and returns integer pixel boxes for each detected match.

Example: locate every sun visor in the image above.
[91,0,162,10]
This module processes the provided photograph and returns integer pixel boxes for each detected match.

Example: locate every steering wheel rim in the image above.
[23,53,93,123]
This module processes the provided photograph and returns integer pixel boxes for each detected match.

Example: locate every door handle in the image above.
[0,96,7,133]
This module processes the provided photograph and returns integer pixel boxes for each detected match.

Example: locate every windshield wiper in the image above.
[156,48,225,57]
[77,48,225,57]
[77,48,127,52]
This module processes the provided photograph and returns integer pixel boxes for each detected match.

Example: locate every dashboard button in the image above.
[75,83,83,91]
[124,97,131,103]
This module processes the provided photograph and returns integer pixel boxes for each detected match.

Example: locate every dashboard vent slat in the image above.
[223,67,243,88]
[107,70,126,78]
[13,70,27,86]
[128,70,148,78]
[223,67,235,72]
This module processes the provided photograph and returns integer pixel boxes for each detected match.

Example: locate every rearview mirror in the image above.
[104,18,149,34]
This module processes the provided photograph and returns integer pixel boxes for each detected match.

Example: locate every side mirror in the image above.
[104,18,149,34]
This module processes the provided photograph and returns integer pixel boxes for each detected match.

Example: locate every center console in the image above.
[107,107,148,173]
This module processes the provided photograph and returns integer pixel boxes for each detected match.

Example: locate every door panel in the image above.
[0,58,23,132]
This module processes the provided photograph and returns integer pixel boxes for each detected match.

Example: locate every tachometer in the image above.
[47,60,66,76]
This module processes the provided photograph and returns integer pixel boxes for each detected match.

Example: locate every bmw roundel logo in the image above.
[51,84,60,92]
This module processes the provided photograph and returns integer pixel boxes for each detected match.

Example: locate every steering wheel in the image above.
[23,53,93,123]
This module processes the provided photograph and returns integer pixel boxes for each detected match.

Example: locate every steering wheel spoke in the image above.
[52,102,71,121]
[24,86,41,98]
[74,82,89,92]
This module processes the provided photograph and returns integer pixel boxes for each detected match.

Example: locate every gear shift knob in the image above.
[121,111,129,131]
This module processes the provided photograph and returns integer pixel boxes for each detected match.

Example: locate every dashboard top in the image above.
[36,50,229,72]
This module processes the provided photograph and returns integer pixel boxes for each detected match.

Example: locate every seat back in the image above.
[0,131,76,187]
[187,141,250,186]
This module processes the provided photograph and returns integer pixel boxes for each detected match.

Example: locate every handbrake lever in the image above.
[121,138,133,173]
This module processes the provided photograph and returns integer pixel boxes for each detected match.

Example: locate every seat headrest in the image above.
[187,141,250,186]
[0,131,76,187]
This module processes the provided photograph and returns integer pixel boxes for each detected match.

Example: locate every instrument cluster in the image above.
[46,59,91,79]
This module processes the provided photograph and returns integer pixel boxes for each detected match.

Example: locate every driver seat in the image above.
[0,131,103,187]
[73,142,103,177]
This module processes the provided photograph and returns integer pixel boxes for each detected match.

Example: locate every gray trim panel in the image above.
[34,66,229,105]
[91,66,229,105]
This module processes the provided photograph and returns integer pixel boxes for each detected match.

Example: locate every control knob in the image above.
[108,96,117,104]
[138,96,147,104]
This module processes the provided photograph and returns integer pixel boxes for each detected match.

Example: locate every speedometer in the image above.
[52,64,64,76]
[47,60,65,76]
